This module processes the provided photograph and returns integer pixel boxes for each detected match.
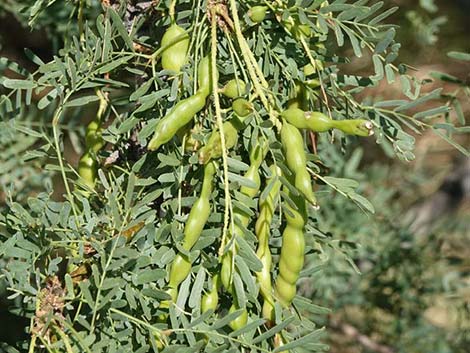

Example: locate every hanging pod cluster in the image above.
[140,0,377,344]
[159,141,270,331]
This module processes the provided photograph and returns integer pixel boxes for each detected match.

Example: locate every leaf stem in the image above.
[210,9,232,257]
[169,0,177,22]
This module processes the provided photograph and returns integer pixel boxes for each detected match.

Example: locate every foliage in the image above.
[0,0,468,352]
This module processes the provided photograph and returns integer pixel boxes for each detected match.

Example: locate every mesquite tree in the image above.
[0,0,468,352]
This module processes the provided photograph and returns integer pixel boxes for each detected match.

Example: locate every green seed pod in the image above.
[255,165,282,320]
[162,162,217,307]
[201,275,219,313]
[78,152,98,189]
[275,276,297,306]
[159,255,190,310]
[274,186,307,307]
[240,142,267,198]
[201,290,218,313]
[281,108,333,132]
[166,287,178,304]
[248,6,268,23]
[280,121,318,207]
[278,251,303,283]
[295,168,317,207]
[198,120,239,164]
[333,119,374,137]
[76,93,107,194]
[181,162,216,250]
[149,55,219,151]
[257,252,273,294]
[220,252,233,292]
[221,78,247,98]
[161,24,190,73]
[85,120,104,153]
[148,91,207,151]
[284,195,308,230]
[168,254,192,289]
[282,108,374,137]
[232,98,253,118]
[228,304,248,331]
[197,55,219,96]
[262,300,275,322]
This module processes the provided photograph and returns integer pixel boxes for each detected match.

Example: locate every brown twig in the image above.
[309,131,318,155]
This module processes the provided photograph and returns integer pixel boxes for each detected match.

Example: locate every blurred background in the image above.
[0,0,469,352]
[310,1,470,352]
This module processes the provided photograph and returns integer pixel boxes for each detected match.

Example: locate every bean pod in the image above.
[281,108,333,132]
[280,120,318,207]
[228,304,249,331]
[334,119,374,137]
[148,92,207,151]
[281,108,374,136]
[248,6,268,23]
[240,142,266,198]
[163,162,217,305]
[201,274,220,313]
[255,165,282,321]
[274,183,307,307]
[78,152,98,189]
[221,78,246,99]
[77,95,107,191]
[197,55,218,97]
[148,56,217,151]
[161,24,190,73]
[232,98,253,117]
[85,119,105,153]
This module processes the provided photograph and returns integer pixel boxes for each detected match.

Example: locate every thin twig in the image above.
[210,9,232,257]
